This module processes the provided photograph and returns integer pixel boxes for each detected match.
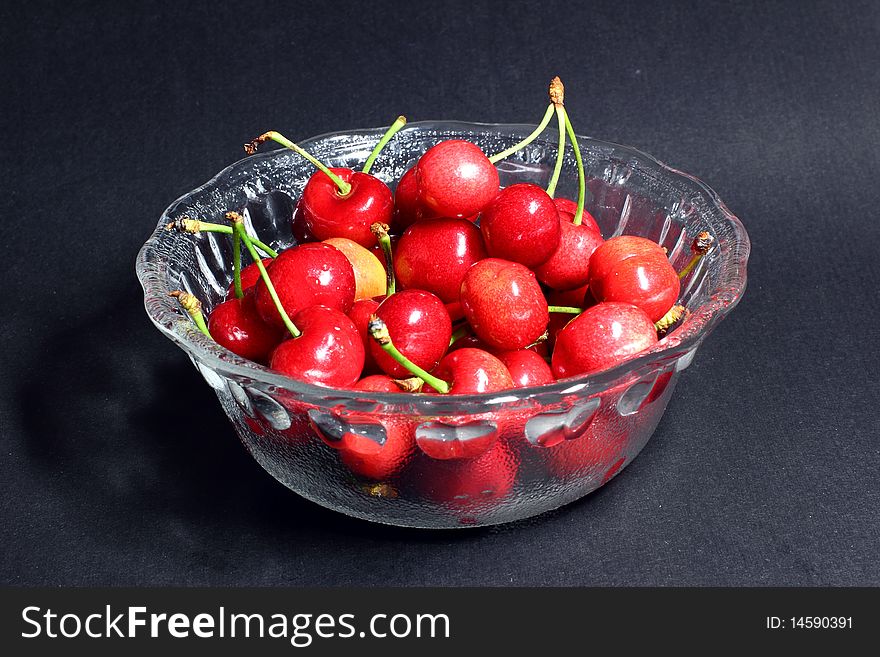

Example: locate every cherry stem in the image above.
[169,291,211,338]
[678,231,715,279]
[545,104,567,198]
[448,324,470,346]
[227,213,301,339]
[362,115,407,174]
[231,223,244,299]
[487,103,555,164]
[548,305,584,314]
[655,304,686,335]
[371,222,395,296]
[245,131,352,196]
[368,316,450,394]
[166,217,278,258]
[394,377,424,393]
[562,107,587,226]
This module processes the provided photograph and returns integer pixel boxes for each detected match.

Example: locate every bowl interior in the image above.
[137,121,749,413]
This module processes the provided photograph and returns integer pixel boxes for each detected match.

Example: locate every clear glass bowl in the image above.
[136,121,749,528]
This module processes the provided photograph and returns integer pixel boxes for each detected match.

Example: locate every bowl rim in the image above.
[136,120,750,407]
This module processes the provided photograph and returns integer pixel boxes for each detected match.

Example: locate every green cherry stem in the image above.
[562,106,587,226]
[547,305,584,314]
[165,217,278,258]
[245,131,352,196]
[655,304,686,335]
[362,115,407,174]
[487,103,555,164]
[169,291,212,338]
[227,213,301,339]
[545,103,567,198]
[369,316,449,393]
[448,324,470,347]
[371,222,396,296]
[678,231,715,280]
[231,222,244,299]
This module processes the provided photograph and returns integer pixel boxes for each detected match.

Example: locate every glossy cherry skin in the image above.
[226,258,273,297]
[299,168,394,247]
[394,217,488,303]
[547,284,593,310]
[534,219,605,291]
[599,253,680,322]
[208,292,282,364]
[460,258,548,350]
[447,334,488,353]
[352,374,401,393]
[269,305,364,387]
[323,237,386,301]
[588,235,668,300]
[492,349,554,388]
[348,297,382,375]
[479,183,561,268]
[392,166,435,232]
[291,205,315,244]
[416,140,499,218]
[543,287,595,352]
[254,242,356,329]
[432,348,514,394]
[545,312,574,353]
[370,289,452,378]
[551,302,658,379]
[445,300,465,323]
[554,197,601,235]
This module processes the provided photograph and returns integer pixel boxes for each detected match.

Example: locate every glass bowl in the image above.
[136,121,749,528]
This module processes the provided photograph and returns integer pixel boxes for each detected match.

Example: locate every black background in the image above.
[1,0,878,586]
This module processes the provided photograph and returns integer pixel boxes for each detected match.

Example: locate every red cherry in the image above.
[310,410,415,480]
[545,312,574,353]
[348,297,382,375]
[492,349,554,388]
[479,183,561,268]
[415,140,499,218]
[543,401,628,480]
[588,235,668,300]
[551,302,658,379]
[460,258,548,350]
[299,168,394,247]
[369,289,452,378]
[394,217,488,303]
[208,292,282,363]
[534,219,605,291]
[600,253,680,322]
[444,300,465,323]
[547,284,593,310]
[553,197,601,235]
[269,305,364,387]
[338,419,415,480]
[432,348,514,394]
[392,166,435,231]
[226,258,273,297]
[291,205,315,244]
[254,242,356,329]
[448,334,487,353]
[411,439,518,511]
[352,374,400,393]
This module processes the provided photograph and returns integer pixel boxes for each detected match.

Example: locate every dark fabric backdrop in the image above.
[1,0,877,586]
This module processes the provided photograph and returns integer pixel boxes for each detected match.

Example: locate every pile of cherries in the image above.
[169,78,710,414]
